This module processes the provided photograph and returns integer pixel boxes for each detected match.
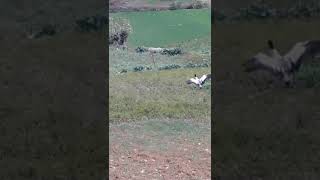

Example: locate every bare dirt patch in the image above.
[109,119,211,179]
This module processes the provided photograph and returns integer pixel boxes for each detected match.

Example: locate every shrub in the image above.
[133,66,144,72]
[109,17,132,48]
[184,63,209,68]
[133,66,152,72]
[161,48,183,56]
[158,64,181,71]
[135,47,148,53]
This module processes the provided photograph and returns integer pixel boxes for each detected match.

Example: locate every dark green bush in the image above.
[109,17,132,48]
[158,64,181,71]
[184,63,209,68]
[161,48,182,56]
[135,47,148,53]
[133,66,145,72]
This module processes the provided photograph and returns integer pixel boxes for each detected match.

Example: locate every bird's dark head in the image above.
[194,74,197,77]
[267,40,274,49]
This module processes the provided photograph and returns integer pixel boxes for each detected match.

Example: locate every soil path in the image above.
[109,119,211,179]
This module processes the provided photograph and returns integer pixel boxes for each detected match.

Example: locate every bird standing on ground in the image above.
[186,74,211,88]
[243,40,320,87]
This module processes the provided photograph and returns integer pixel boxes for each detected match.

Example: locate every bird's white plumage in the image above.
[186,74,211,88]
[199,74,208,82]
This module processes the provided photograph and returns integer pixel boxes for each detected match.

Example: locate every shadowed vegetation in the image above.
[213,17,320,179]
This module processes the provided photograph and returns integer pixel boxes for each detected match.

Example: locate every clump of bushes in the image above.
[158,64,181,71]
[133,66,152,72]
[161,48,182,56]
[119,62,210,74]
[75,15,108,32]
[184,63,209,68]
[135,47,148,53]
[109,17,132,48]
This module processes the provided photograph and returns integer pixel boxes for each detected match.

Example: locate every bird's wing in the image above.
[186,78,198,84]
[199,74,211,84]
[243,52,283,74]
[284,40,320,71]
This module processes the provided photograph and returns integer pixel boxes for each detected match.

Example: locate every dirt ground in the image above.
[109,119,211,180]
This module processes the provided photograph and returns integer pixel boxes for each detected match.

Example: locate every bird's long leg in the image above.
[150,53,156,69]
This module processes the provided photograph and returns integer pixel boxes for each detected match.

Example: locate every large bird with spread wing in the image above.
[243,40,320,87]
[186,74,211,88]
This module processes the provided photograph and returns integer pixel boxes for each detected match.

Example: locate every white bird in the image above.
[147,47,164,53]
[186,74,211,88]
[243,40,320,87]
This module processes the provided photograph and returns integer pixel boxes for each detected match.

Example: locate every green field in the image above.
[110,68,211,122]
[110,9,211,47]
[109,9,211,122]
